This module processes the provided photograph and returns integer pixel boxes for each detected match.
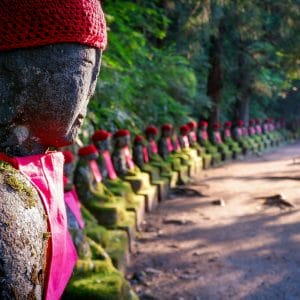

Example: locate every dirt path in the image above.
[128,143,300,300]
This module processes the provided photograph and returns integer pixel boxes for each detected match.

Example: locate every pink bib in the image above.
[242,128,249,136]
[102,151,117,180]
[182,136,189,148]
[249,127,256,135]
[225,129,231,138]
[64,188,85,229]
[174,136,181,151]
[0,152,77,300]
[166,137,174,152]
[143,147,149,163]
[214,132,222,144]
[201,130,208,141]
[237,128,242,136]
[123,146,135,170]
[256,125,262,134]
[190,131,197,142]
[89,160,102,183]
[150,141,158,154]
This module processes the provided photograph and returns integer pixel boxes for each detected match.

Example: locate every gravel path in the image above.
[128,143,300,300]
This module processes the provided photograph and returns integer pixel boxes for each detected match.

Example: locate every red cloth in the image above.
[89,160,102,183]
[143,147,149,163]
[102,150,117,180]
[0,0,107,51]
[166,137,174,152]
[182,136,190,148]
[0,152,77,300]
[123,146,135,170]
[150,141,158,154]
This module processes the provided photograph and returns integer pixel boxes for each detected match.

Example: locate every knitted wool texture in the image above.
[78,145,98,156]
[62,150,74,163]
[145,125,159,136]
[92,129,111,142]
[0,0,107,51]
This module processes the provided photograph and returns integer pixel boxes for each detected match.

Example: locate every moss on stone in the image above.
[64,259,135,300]
[106,230,128,269]
[84,225,109,247]
[0,161,37,209]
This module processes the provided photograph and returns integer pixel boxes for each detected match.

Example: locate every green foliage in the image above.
[80,0,300,142]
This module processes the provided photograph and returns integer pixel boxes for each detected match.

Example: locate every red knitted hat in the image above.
[237,120,244,127]
[224,121,232,128]
[0,0,107,51]
[199,120,208,128]
[180,125,189,134]
[145,125,159,136]
[161,124,173,132]
[249,119,255,125]
[212,122,221,130]
[134,135,144,143]
[62,150,74,163]
[92,129,111,142]
[78,145,98,157]
[113,129,130,138]
[187,121,197,130]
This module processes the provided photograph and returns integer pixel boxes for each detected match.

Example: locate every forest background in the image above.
[81,0,300,141]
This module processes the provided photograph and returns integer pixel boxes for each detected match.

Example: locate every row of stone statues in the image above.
[59,117,293,298]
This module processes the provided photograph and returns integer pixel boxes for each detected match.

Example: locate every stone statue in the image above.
[0,0,106,298]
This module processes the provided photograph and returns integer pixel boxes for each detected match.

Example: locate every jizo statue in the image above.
[0,1,107,299]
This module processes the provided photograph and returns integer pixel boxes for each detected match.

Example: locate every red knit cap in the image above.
[187,121,197,130]
[92,129,111,142]
[161,124,173,132]
[180,125,189,134]
[113,129,130,138]
[249,119,255,125]
[199,120,208,128]
[237,120,244,127]
[134,135,144,143]
[145,125,159,136]
[212,123,221,130]
[62,150,74,163]
[78,145,98,157]
[224,121,232,128]
[0,0,107,51]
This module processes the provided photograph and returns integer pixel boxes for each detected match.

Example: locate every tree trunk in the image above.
[207,21,224,126]
[234,48,252,125]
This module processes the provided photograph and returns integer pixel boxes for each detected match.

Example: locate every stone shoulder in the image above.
[0,161,47,299]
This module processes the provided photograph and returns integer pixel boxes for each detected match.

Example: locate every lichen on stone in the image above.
[0,161,37,209]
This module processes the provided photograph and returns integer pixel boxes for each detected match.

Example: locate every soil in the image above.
[128,143,300,300]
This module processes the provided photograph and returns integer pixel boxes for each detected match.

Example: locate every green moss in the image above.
[106,231,128,269]
[0,161,37,209]
[64,258,135,300]
[63,272,130,300]
[84,225,109,247]
[88,238,110,260]
[43,232,51,240]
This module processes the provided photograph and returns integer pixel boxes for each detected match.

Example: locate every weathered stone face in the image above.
[94,138,112,152]
[0,43,101,155]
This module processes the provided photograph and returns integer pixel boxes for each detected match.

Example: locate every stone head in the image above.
[161,124,173,138]
[0,44,101,153]
[113,130,131,148]
[0,0,107,156]
[145,125,159,141]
